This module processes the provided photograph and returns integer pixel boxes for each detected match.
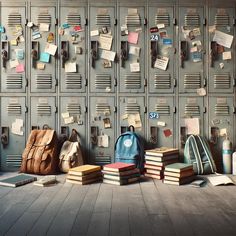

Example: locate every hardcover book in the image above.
[164,169,194,178]
[102,168,140,176]
[103,176,139,185]
[33,175,57,187]
[68,165,101,176]
[163,175,195,185]
[103,162,135,172]
[145,154,179,162]
[66,177,102,185]
[0,174,37,188]
[144,173,163,180]
[144,163,163,171]
[207,175,235,186]
[103,173,140,181]
[145,158,179,167]
[67,171,102,181]
[145,169,163,175]
[164,163,193,173]
[145,147,179,157]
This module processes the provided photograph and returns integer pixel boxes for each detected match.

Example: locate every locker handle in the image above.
[121,41,128,68]
[84,18,88,26]
[114,18,117,26]
[31,41,39,69]
[180,41,188,68]
[114,78,117,86]
[61,41,69,68]
[91,41,98,68]
[233,107,236,114]
[2,41,9,69]
[144,18,147,26]
[173,107,176,113]
[203,78,207,87]
[210,41,218,68]
[173,78,177,87]
[233,78,236,87]
[151,41,158,68]
[26,78,28,87]
[90,126,98,145]
[55,78,58,86]
[150,126,158,144]
[173,18,177,26]
[1,127,9,147]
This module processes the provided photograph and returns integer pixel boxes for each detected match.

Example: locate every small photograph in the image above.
[103,60,112,68]
[103,118,111,128]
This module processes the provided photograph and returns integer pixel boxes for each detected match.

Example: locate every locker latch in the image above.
[150,126,158,144]
[90,126,98,145]
[151,41,158,68]
[1,41,9,69]
[210,41,218,67]
[31,41,39,69]
[180,41,188,68]
[1,127,9,147]
[61,41,69,68]
[91,41,98,68]
[121,41,128,68]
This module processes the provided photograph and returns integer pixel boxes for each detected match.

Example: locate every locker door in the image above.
[60,5,87,93]
[89,6,116,93]
[178,96,204,149]
[30,97,57,130]
[89,96,116,165]
[147,96,175,148]
[30,6,57,93]
[118,6,145,93]
[148,6,175,94]
[59,96,86,146]
[0,97,27,171]
[208,7,235,93]
[178,6,205,94]
[1,7,27,93]
[119,96,145,138]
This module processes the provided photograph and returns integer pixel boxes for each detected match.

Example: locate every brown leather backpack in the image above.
[20,129,59,175]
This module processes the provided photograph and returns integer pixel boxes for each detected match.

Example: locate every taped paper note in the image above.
[157,121,166,127]
[90,30,99,37]
[39,23,50,32]
[129,46,140,56]
[97,134,109,148]
[213,30,233,49]
[37,62,45,70]
[130,62,140,72]
[10,39,18,46]
[154,56,169,71]
[157,24,165,29]
[10,59,19,69]
[44,43,57,56]
[121,25,128,36]
[65,62,77,73]
[163,129,172,137]
[16,64,24,73]
[128,114,142,129]
[100,50,116,62]
[99,34,113,50]
[184,118,200,135]
[15,49,24,60]
[11,118,23,136]
[222,51,232,60]
[128,32,139,44]
[64,116,74,124]
[220,128,227,136]
[40,52,50,63]
[61,112,70,119]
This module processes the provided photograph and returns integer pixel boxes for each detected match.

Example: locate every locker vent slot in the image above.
[66,14,81,26]
[36,74,52,89]
[126,14,141,26]
[184,104,200,116]
[66,104,81,114]
[95,74,111,89]
[6,74,22,89]
[66,74,82,89]
[215,104,229,115]
[37,13,51,24]
[184,73,201,89]
[125,104,140,114]
[184,14,200,27]
[6,155,22,167]
[8,13,22,26]
[37,104,51,116]
[96,15,110,26]
[95,156,111,165]
[7,104,22,115]
[155,13,170,26]
[154,74,171,89]
[155,104,170,115]
[96,103,111,115]
[214,14,229,26]
[124,74,141,89]
[214,74,230,89]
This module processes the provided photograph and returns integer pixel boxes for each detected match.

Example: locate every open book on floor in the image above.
[207,175,235,186]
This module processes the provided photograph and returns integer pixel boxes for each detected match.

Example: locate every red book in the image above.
[103,162,136,172]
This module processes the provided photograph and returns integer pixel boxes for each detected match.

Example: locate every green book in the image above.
[0,174,37,187]
[165,163,193,173]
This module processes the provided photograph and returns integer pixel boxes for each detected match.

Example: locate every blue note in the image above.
[16,49,24,60]
[0,26,5,33]
[163,38,172,45]
[40,52,50,63]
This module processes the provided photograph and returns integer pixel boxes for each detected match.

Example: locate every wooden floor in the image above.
[0,172,236,236]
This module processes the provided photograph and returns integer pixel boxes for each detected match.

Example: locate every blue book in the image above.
[0,174,37,187]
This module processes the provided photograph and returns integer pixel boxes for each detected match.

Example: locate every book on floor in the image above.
[188,179,206,188]
[145,154,179,162]
[163,175,195,185]
[102,168,140,176]
[144,173,163,180]
[144,163,163,171]
[164,169,194,178]
[103,176,139,186]
[103,162,135,172]
[0,174,37,187]
[164,163,193,173]
[207,175,235,186]
[68,165,101,176]
[145,158,179,167]
[67,171,102,181]
[145,168,163,175]
[145,147,179,156]
[33,175,57,187]
[66,177,102,185]
[103,173,140,181]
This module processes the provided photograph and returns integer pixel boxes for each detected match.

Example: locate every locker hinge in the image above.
[233,18,236,26]
[144,106,147,113]
[26,78,28,87]
[144,18,147,26]
[84,106,88,113]
[55,78,58,86]
[114,18,117,26]
[173,78,177,87]
[55,18,58,26]
[25,18,28,26]
[144,78,147,86]
[25,106,28,113]
[85,78,88,86]
[85,18,88,26]
[204,107,207,113]
[233,78,236,86]
[114,106,117,113]
[203,78,207,87]
[114,77,117,86]
[203,18,206,26]
[55,107,58,113]
[173,18,177,26]
[173,106,176,113]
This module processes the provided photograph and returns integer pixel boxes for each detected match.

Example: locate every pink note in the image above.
[16,64,24,73]
[128,32,139,44]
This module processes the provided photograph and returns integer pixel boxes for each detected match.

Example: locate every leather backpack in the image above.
[20,128,59,175]
[59,129,85,173]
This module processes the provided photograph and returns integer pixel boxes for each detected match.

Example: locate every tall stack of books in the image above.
[66,165,102,185]
[163,163,195,185]
[144,147,179,179]
[102,162,140,185]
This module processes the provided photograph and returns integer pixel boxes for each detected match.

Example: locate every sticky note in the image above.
[163,38,172,45]
[74,26,81,31]
[65,62,77,73]
[16,64,24,73]
[37,62,45,70]
[10,39,18,46]
[163,129,172,137]
[40,52,50,63]
[39,23,50,32]
[10,59,19,69]
[15,49,24,60]
[44,43,57,56]
[222,51,232,60]
[128,32,139,44]
[0,26,5,33]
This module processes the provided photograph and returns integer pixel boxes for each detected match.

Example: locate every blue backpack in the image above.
[115,126,144,171]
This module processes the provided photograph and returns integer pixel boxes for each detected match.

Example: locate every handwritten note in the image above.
[154,56,169,71]
[100,50,116,61]
[39,23,50,32]
[128,32,139,44]
[99,34,113,50]
[10,59,19,69]
[40,52,50,63]
[65,62,77,73]
[222,51,232,60]
[213,30,233,49]
[16,64,24,73]
[44,43,57,56]
[97,134,109,148]
[130,62,140,72]
[11,118,23,136]
[184,118,200,135]
[128,114,142,128]
[90,30,99,36]
[129,46,140,56]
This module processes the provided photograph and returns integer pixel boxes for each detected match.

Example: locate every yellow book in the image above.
[68,165,101,176]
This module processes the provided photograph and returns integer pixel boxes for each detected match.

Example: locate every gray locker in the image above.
[1,6,27,93]
[178,96,205,148]
[59,96,86,145]
[0,97,27,171]
[118,96,145,137]
[89,5,116,93]
[147,96,175,148]
[29,5,57,93]
[148,5,175,94]
[118,5,145,93]
[59,4,87,93]
[30,96,57,130]
[89,96,116,165]
[178,5,205,94]
[208,7,235,93]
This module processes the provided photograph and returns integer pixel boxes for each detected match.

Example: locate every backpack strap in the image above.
[69,129,81,143]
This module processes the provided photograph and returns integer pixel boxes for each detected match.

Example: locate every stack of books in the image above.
[66,165,102,185]
[144,147,179,179]
[163,163,195,185]
[102,162,140,185]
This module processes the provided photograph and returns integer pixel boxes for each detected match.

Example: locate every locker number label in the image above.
[150,34,159,41]
[149,112,159,119]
